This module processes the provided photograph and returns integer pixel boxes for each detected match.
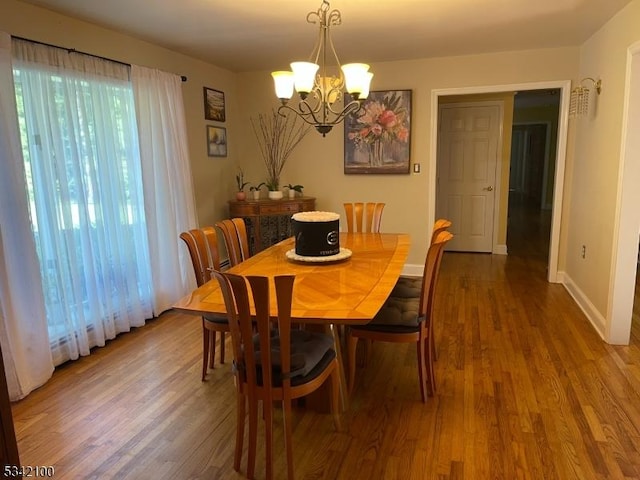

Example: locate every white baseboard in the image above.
[402,263,424,277]
[559,270,606,340]
[493,244,508,255]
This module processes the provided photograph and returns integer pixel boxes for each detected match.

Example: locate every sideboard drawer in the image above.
[228,197,316,254]
[260,203,302,214]
[230,203,260,216]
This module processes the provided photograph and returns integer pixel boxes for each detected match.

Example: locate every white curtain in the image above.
[131,65,197,313]
[0,32,53,400]
[12,38,154,366]
[0,36,197,398]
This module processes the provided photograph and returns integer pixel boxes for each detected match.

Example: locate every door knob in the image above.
[483,186,494,191]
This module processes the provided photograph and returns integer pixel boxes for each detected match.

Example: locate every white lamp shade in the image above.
[272,71,295,99]
[360,72,374,99]
[291,62,319,93]
[341,63,370,95]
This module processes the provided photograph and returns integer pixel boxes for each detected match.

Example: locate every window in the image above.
[13,61,153,364]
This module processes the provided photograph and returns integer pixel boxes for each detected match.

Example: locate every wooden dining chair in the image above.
[375,218,451,366]
[343,202,385,233]
[347,230,452,402]
[216,217,251,266]
[392,218,452,298]
[179,226,230,380]
[213,271,342,480]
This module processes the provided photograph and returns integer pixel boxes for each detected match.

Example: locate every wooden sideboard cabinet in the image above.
[228,196,316,254]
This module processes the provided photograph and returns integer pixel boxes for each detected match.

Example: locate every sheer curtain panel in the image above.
[0,32,53,400]
[132,65,197,314]
[12,38,153,366]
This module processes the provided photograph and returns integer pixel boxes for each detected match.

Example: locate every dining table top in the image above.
[173,232,410,324]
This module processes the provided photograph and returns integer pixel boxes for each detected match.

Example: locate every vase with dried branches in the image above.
[251,110,310,198]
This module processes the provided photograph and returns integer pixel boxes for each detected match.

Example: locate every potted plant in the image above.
[251,109,310,200]
[285,184,304,199]
[249,182,266,200]
[235,168,249,201]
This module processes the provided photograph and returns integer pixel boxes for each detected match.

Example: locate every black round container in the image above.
[291,212,340,257]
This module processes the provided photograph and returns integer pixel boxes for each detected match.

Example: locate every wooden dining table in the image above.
[173,232,410,408]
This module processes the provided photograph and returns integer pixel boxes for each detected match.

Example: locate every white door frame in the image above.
[429,81,571,283]
[607,41,640,345]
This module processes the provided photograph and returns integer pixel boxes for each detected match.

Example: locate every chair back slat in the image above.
[232,217,251,261]
[343,202,385,233]
[344,203,355,232]
[216,218,250,266]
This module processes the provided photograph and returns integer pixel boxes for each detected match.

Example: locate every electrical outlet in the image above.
[581,245,586,259]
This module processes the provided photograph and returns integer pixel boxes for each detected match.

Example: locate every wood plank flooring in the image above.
[11,251,640,479]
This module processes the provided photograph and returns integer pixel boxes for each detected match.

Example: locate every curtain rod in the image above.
[11,35,188,82]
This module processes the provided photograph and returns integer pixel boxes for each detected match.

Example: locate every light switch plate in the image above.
[413,163,420,173]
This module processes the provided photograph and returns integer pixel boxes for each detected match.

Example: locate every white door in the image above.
[436,103,502,252]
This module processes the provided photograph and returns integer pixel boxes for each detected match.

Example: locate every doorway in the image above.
[430,81,571,283]
[507,89,560,261]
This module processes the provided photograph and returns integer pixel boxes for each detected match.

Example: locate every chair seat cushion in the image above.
[203,314,228,325]
[353,296,423,333]
[390,275,422,298]
[289,349,336,387]
[254,329,335,378]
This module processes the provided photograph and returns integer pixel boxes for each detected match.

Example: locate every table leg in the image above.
[303,323,350,413]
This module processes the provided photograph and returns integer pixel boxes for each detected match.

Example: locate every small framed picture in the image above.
[207,126,227,157]
[203,87,225,122]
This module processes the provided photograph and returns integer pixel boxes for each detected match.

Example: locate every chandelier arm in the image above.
[284,99,362,129]
[326,101,362,126]
[326,96,362,117]
[277,104,324,128]
[299,95,323,115]
[297,98,324,123]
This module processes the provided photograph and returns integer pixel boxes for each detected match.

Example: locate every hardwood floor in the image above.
[11,245,640,478]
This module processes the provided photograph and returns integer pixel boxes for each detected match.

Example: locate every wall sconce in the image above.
[569,77,602,118]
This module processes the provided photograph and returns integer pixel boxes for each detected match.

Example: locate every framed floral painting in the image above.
[344,90,412,174]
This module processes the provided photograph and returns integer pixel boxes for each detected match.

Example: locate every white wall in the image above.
[563,0,640,342]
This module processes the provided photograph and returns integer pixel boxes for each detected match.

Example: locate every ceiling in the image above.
[19,0,632,73]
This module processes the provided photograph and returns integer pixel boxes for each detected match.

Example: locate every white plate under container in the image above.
[285,248,352,263]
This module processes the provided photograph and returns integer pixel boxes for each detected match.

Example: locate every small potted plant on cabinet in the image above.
[250,182,266,200]
[235,168,249,201]
[266,180,283,200]
[285,184,304,199]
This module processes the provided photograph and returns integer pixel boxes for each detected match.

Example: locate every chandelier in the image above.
[271,0,373,137]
